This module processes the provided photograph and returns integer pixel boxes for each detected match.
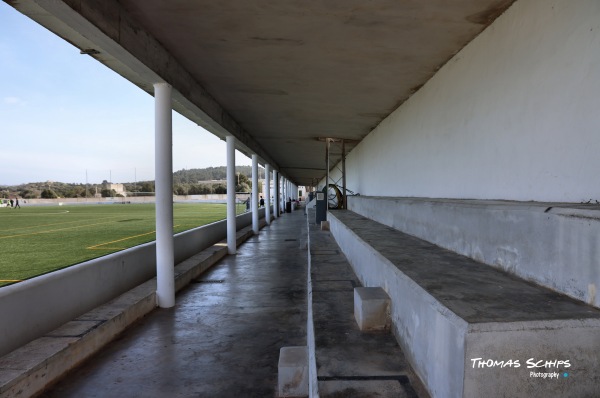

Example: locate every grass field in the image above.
[0,203,246,287]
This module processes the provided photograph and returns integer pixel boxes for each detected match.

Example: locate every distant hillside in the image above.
[0,166,264,199]
[172,166,264,184]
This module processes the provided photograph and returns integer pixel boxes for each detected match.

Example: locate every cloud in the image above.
[2,96,25,105]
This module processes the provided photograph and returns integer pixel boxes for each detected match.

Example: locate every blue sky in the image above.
[0,3,251,186]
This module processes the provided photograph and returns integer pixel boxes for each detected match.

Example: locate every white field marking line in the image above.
[87,224,181,250]
[0,210,70,215]
[0,219,119,240]
[0,214,125,235]
[0,211,153,235]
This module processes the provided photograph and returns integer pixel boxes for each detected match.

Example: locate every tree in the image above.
[138,182,154,196]
[236,173,251,192]
[101,189,117,197]
[19,189,39,199]
[198,185,212,194]
[238,173,250,185]
[188,184,212,195]
[173,185,187,195]
[64,186,85,198]
[236,182,251,193]
[41,189,58,199]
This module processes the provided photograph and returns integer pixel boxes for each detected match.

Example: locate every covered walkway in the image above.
[39,211,308,397]
[3,2,600,397]
[33,207,430,398]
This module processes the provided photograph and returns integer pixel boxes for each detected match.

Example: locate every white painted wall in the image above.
[338,0,600,203]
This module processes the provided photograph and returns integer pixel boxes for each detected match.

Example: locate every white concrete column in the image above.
[273,170,278,218]
[154,82,175,308]
[283,177,287,211]
[281,177,285,213]
[265,164,271,224]
[226,136,236,254]
[252,154,259,234]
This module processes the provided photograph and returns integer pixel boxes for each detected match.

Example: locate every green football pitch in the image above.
[0,203,246,287]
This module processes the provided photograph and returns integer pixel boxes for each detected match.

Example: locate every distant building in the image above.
[108,183,126,196]
[100,182,126,197]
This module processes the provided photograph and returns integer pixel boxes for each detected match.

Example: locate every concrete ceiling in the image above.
[8,0,515,186]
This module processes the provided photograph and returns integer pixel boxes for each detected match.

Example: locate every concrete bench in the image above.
[328,210,600,398]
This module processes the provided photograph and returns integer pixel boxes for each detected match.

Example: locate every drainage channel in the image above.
[317,375,418,398]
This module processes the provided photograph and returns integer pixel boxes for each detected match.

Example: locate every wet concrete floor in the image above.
[39,211,308,398]
[38,208,432,397]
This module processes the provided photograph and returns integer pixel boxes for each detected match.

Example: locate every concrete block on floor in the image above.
[354,287,390,331]
[278,346,308,397]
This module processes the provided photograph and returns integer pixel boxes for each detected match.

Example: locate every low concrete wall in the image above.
[21,194,231,206]
[0,221,262,398]
[348,196,600,308]
[0,208,263,357]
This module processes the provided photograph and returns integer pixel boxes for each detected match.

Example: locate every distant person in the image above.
[259,196,264,208]
[9,199,13,208]
[14,198,20,209]
[245,197,250,211]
